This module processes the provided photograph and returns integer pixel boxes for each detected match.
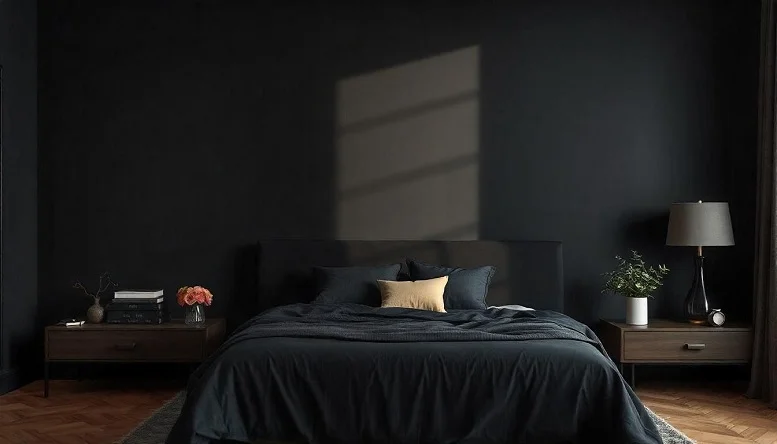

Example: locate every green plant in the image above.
[601,250,669,298]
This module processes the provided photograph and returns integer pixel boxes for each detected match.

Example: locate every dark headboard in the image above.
[256,240,564,313]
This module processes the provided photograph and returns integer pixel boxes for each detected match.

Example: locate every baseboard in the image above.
[0,367,23,395]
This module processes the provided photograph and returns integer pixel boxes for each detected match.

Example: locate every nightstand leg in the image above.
[630,364,636,388]
[44,362,50,398]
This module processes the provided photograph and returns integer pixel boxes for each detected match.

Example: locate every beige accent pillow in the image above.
[377,276,448,313]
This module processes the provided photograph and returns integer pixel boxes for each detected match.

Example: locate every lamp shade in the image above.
[666,202,734,246]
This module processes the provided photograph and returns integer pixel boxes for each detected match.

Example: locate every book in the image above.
[106,310,168,324]
[105,302,165,312]
[108,307,165,316]
[106,317,165,325]
[56,319,85,327]
[110,296,164,304]
[114,289,164,299]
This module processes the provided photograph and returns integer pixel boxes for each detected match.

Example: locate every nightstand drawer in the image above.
[623,331,751,362]
[47,330,203,361]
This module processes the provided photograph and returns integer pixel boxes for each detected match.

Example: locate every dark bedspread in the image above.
[167,304,662,444]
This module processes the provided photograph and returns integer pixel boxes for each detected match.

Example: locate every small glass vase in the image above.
[184,303,205,325]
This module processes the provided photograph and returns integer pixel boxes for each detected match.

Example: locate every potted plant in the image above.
[602,250,669,325]
[177,286,214,325]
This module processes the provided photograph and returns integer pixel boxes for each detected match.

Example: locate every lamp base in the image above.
[683,254,710,324]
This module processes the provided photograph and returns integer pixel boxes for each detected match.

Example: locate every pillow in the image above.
[407,260,495,310]
[490,304,534,311]
[377,277,448,313]
[313,264,401,306]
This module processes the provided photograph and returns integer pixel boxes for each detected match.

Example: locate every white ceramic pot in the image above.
[625,297,648,326]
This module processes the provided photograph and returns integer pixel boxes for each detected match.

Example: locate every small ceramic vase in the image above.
[626,297,648,326]
[87,299,104,323]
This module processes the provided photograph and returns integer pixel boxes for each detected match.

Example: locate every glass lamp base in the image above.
[683,255,709,324]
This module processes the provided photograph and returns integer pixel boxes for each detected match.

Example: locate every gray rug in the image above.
[119,392,694,444]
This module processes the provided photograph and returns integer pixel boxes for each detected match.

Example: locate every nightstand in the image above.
[598,319,752,387]
[44,319,225,397]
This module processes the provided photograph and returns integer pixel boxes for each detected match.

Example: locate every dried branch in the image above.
[73,281,96,300]
[74,272,119,302]
[95,272,118,299]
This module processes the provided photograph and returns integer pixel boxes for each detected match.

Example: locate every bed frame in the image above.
[256,239,564,313]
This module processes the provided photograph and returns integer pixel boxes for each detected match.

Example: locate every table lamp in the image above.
[666,201,734,324]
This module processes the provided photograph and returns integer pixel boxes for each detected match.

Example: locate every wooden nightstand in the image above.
[598,319,752,387]
[44,319,225,397]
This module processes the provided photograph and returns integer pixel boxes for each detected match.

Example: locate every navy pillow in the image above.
[407,260,496,309]
[313,264,402,306]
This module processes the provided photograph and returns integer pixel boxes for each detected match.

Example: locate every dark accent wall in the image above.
[0,0,38,393]
[38,2,758,337]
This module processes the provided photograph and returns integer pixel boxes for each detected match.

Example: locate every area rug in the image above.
[118,392,694,443]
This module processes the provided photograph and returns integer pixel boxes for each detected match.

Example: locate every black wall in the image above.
[37,1,759,337]
[0,0,38,393]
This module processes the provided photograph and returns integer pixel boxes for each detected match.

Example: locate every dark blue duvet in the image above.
[166,303,661,444]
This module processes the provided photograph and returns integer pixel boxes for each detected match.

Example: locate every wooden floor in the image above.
[0,380,775,443]
[636,382,777,444]
[0,380,178,444]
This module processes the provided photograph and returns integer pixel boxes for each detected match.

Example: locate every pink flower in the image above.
[192,286,207,304]
[177,285,214,306]
[177,287,189,306]
[183,290,196,306]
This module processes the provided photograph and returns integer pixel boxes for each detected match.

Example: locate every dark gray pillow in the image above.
[313,264,402,306]
[407,260,496,310]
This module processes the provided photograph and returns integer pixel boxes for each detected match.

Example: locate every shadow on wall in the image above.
[335,46,480,241]
[331,46,521,310]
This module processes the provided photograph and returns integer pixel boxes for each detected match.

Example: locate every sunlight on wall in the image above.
[336,46,480,240]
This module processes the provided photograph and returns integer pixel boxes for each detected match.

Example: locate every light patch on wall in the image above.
[336,46,480,240]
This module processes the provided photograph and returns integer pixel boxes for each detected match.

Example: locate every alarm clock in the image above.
[707,309,726,327]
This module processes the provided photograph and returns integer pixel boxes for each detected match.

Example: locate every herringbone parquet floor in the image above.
[0,380,774,443]
[0,380,178,444]
[636,382,777,444]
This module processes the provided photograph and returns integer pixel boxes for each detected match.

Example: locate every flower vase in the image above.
[626,297,648,326]
[87,300,104,323]
[185,303,205,325]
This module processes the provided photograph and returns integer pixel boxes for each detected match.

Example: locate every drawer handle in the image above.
[114,342,137,351]
[685,343,706,351]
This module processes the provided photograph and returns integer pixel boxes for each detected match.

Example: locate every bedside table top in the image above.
[46,318,225,331]
[601,319,752,332]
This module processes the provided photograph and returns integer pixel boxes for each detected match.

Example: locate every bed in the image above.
[166,240,662,444]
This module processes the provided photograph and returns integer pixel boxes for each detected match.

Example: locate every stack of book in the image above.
[106,289,169,324]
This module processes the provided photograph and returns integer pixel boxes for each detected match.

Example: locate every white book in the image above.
[110,296,164,304]
[114,289,164,298]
